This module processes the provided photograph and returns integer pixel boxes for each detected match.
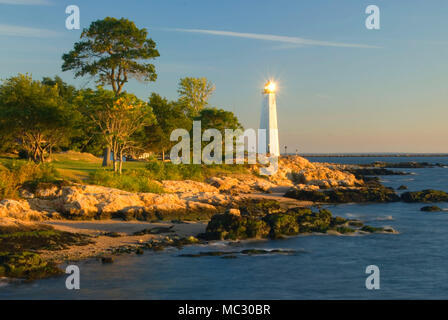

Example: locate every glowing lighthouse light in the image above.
[259,80,280,157]
[264,81,276,93]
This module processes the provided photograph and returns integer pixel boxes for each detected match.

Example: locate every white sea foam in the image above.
[375,215,394,221]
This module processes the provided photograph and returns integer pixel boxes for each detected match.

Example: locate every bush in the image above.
[0,160,60,199]
[88,169,164,193]
[146,161,203,181]
[145,161,249,182]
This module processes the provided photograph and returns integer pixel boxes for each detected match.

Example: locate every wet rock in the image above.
[133,225,174,235]
[202,213,270,240]
[401,190,448,203]
[366,161,433,169]
[102,232,122,238]
[420,205,442,212]
[284,187,400,203]
[397,185,408,190]
[101,256,114,264]
[0,251,62,280]
[347,168,408,177]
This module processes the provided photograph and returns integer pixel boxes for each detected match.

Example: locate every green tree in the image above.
[143,93,192,161]
[196,107,242,134]
[0,74,80,162]
[178,77,215,116]
[77,88,155,173]
[195,107,243,160]
[42,76,77,102]
[62,17,159,95]
[41,76,101,154]
[62,17,160,166]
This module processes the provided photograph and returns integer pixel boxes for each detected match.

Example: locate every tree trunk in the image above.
[102,147,111,167]
[162,150,165,161]
[119,150,123,174]
[113,154,117,172]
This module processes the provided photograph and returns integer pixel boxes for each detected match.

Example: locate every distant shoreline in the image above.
[300,154,448,158]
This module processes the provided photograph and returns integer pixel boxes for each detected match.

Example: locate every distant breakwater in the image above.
[300,154,448,158]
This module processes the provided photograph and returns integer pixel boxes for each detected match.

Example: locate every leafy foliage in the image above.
[142,93,192,160]
[178,77,215,116]
[62,17,159,94]
[0,160,60,200]
[0,74,80,162]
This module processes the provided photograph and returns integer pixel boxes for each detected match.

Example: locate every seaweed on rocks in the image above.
[284,187,400,204]
[401,190,448,203]
[198,200,393,240]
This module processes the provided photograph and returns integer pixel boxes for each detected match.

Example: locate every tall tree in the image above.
[0,74,79,162]
[143,93,192,161]
[62,17,159,165]
[178,77,215,116]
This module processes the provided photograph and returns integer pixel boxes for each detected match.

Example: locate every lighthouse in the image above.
[259,81,280,157]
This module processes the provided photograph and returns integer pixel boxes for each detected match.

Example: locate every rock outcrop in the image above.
[261,156,361,188]
[0,199,47,221]
[0,156,378,221]
[1,184,237,221]
[207,175,277,194]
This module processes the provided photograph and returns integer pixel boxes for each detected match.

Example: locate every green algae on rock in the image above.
[199,200,392,241]
[284,187,400,203]
[0,251,62,280]
[401,190,448,203]
[420,205,443,212]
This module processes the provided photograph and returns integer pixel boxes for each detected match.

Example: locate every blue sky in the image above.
[0,0,447,153]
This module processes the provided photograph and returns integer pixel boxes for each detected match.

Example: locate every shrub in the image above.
[0,160,59,199]
[145,161,249,182]
[146,161,203,181]
[88,169,164,193]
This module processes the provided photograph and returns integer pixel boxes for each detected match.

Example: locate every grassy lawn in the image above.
[0,151,253,195]
[52,153,149,181]
[0,151,148,182]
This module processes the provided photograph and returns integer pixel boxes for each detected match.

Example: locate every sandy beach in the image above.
[38,220,207,263]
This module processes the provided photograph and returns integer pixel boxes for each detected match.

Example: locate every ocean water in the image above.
[2,156,448,300]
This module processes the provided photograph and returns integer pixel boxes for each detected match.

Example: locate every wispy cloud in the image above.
[0,0,51,5]
[168,28,379,49]
[0,24,60,37]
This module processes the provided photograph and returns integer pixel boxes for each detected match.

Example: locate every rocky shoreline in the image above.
[2,156,443,281]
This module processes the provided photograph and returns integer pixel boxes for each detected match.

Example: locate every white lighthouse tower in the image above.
[259,81,280,156]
